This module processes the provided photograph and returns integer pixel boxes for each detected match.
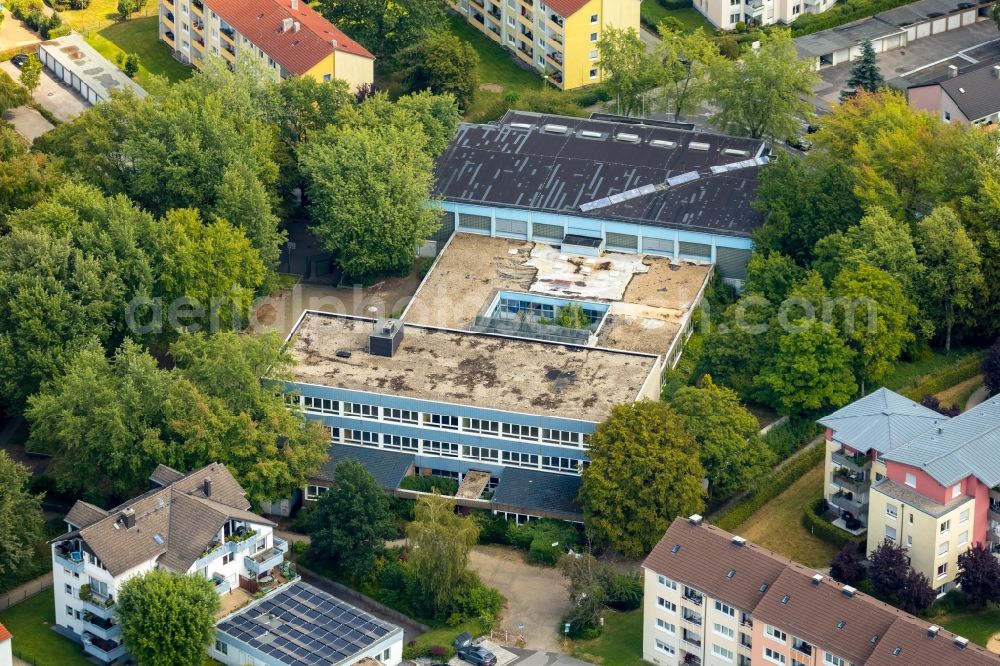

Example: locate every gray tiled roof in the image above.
[818,388,945,455]
[883,397,1000,487]
[940,65,1000,121]
[312,445,414,490]
[67,463,274,577]
[65,501,108,530]
[492,467,582,518]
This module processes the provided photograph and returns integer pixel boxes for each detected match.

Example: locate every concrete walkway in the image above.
[2,106,54,143]
[967,385,990,409]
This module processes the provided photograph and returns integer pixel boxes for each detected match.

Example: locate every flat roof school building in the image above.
[432,111,768,285]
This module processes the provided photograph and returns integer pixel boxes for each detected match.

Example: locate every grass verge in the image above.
[640,3,711,33]
[570,609,645,666]
[938,608,1000,647]
[85,17,192,87]
[0,588,91,666]
[882,346,983,397]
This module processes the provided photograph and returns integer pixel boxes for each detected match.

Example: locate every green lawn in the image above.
[87,17,193,87]
[0,589,92,666]
[730,460,840,568]
[55,0,151,32]
[640,1,712,33]
[571,609,645,666]
[938,608,1000,647]
[882,346,981,394]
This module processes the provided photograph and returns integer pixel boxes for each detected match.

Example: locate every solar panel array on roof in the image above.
[217,581,397,666]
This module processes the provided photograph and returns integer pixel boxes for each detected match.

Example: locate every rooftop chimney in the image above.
[842,585,857,598]
[993,65,1000,79]
[293,21,300,32]
[688,514,703,526]
[204,477,213,497]
[332,38,338,49]
[121,507,136,529]
[948,64,959,78]
[928,625,940,638]
[955,636,969,649]
[731,535,746,547]
[282,17,293,32]
[290,0,298,9]
[812,573,824,585]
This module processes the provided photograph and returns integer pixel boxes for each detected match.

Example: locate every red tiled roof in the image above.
[203,0,373,76]
[0,622,11,642]
[545,0,591,18]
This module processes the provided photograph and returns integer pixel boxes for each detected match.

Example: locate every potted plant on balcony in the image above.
[79,584,92,602]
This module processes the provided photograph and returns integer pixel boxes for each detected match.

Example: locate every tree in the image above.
[829,541,864,585]
[755,319,857,415]
[117,0,138,19]
[308,460,396,579]
[0,69,29,113]
[897,568,935,614]
[117,570,218,666]
[868,538,909,600]
[984,338,1000,396]
[697,296,777,401]
[597,27,655,117]
[0,451,44,578]
[407,493,479,617]
[956,544,1000,607]
[315,0,446,61]
[559,553,615,638]
[19,55,42,94]
[123,53,140,78]
[670,376,774,500]
[919,395,960,417]
[840,40,883,100]
[831,265,915,393]
[401,33,479,112]
[652,27,717,121]
[580,401,705,557]
[708,30,817,141]
[914,207,984,350]
[0,125,62,224]
[744,251,805,304]
[299,122,439,279]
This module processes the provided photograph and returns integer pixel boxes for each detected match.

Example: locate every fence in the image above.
[0,572,52,612]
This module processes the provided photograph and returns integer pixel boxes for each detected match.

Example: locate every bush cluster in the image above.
[901,353,984,401]
[7,0,70,39]
[802,497,862,549]
[399,474,459,496]
[791,0,922,36]
[473,513,584,566]
[50,0,90,9]
[763,417,822,459]
[715,443,824,531]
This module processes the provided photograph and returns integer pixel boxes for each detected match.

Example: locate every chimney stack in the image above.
[948,64,959,78]
[282,17,293,32]
[993,65,1000,79]
[291,0,298,9]
[332,38,338,49]
[294,21,300,32]
[122,507,136,529]
[204,477,212,497]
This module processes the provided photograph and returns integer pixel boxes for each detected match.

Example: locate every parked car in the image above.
[455,632,498,666]
[11,54,29,68]
[785,135,813,152]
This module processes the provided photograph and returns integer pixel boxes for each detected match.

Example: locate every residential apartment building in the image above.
[446,0,639,89]
[908,63,1000,125]
[642,515,1000,666]
[694,0,830,29]
[433,112,768,285]
[821,391,1000,593]
[158,0,374,90]
[51,463,289,664]
[819,388,945,531]
[283,310,662,522]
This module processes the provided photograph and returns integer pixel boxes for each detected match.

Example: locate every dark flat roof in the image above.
[492,467,582,518]
[433,111,766,238]
[312,446,414,491]
[217,581,401,666]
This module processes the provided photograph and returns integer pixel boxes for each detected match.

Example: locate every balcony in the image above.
[830,491,868,517]
[192,20,204,34]
[486,22,502,41]
[245,545,285,575]
[472,11,485,24]
[163,30,175,46]
[990,503,1000,521]
[191,0,203,16]
[683,589,703,606]
[740,635,752,650]
[82,612,121,641]
[833,470,868,495]
[684,654,702,666]
[682,610,702,627]
[162,0,173,8]
[546,14,564,32]
[487,6,501,19]
[832,448,871,472]
[470,0,484,7]
[81,590,116,620]
[681,632,702,649]
[83,635,127,663]
[220,26,235,43]
[212,573,232,595]
[545,51,563,68]
[162,11,174,29]
[54,550,86,575]
[792,639,813,657]
[517,44,534,61]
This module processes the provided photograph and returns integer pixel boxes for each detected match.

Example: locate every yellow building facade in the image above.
[447,0,640,90]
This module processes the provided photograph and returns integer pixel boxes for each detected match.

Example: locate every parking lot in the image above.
[0,59,89,123]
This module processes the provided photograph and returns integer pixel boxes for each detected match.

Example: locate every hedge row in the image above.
[763,417,823,459]
[801,498,862,549]
[901,353,985,401]
[791,0,926,36]
[714,443,825,531]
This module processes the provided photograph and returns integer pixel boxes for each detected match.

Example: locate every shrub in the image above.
[902,352,984,401]
[605,573,643,611]
[763,417,822,459]
[472,510,510,545]
[376,560,414,608]
[573,86,612,107]
[657,0,693,8]
[528,539,561,566]
[455,583,504,628]
[507,519,584,566]
[714,443,824,531]
[802,497,861,548]
[399,474,459,496]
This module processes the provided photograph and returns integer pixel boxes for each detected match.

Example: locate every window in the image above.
[222,553,233,565]
[589,32,598,42]
[655,639,675,655]
[792,3,801,13]
[960,509,969,523]
[589,49,598,60]
[462,418,499,435]
[937,563,948,578]
[938,541,949,556]
[714,623,735,639]
[383,648,391,661]
[656,618,676,634]
[305,485,328,500]
[322,74,331,82]
[91,580,108,597]
[952,483,962,499]
[541,429,583,446]
[944,111,952,121]
[658,575,677,590]
[959,530,969,546]
[424,440,460,457]
[885,525,897,542]
[344,402,378,419]
[909,513,914,524]
[501,450,539,467]
[268,57,275,67]
[764,647,786,664]
[424,413,459,430]
[463,445,500,462]
[589,68,598,79]
[730,0,739,5]
[384,435,418,452]
[590,13,598,22]
[905,472,917,488]
[302,396,338,414]
[343,429,379,446]
[541,456,579,472]
[940,520,950,534]
[715,600,735,617]
[502,423,538,441]
[824,655,846,666]
[766,625,787,643]
[385,408,418,424]
[215,640,228,655]
[65,584,72,595]
[66,605,73,617]
[508,16,516,26]
[886,504,898,518]
[713,644,735,661]
[907,534,913,547]
[657,597,677,613]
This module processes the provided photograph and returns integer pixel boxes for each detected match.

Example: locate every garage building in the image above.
[37,34,147,106]
[796,0,995,69]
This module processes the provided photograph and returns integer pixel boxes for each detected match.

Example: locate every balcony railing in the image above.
[990,504,1000,521]
[54,550,86,574]
[245,546,285,575]
[833,471,868,495]
[682,634,703,649]
[83,636,127,663]
[832,448,871,472]
[83,612,121,641]
[792,641,813,656]
[220,27,235,42]
[82,591,116,620]
[683,590,703,606]
[682,611,702,627]
[830,491,868,516]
